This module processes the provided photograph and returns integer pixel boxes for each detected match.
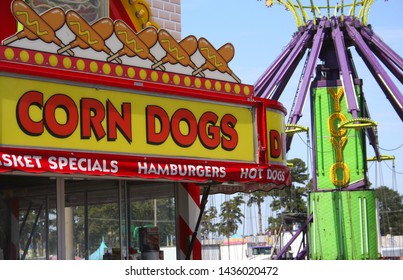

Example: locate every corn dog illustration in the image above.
[3,6,64,44]
[155,29,201,75]
[62,10,121,63]
[107,21,163,70]
[193,43,234,74]
[4,0,73,56]
[151,35,204,77]
[58,18,115,59]
[193,38,241,83]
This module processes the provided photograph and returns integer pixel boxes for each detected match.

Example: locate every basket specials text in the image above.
[16,90,239,150]
[0,152,287,183]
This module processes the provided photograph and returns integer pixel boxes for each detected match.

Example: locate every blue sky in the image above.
[182,0,403,197]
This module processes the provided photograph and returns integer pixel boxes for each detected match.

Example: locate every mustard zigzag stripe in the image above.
[200,47,222,67]
[117,31,144,53]
[161,39,184,60]
[16,11,48,36]
[69,21,98,45]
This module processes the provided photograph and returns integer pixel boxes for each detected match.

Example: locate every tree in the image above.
[375,186,403,236]
[200,206,218,240]
[218,195,244,238]
[246,191,267,235]
[268,158,309,232]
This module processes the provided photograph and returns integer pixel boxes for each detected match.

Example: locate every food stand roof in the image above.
[0,0,291,193]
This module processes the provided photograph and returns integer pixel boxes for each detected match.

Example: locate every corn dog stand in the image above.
[0,0,290,260]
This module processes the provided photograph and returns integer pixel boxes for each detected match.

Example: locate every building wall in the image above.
[149,0,181,40]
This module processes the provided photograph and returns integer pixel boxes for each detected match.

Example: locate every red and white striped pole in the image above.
[176,183,201,260]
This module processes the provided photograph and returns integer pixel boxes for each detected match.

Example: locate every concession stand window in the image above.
[0,174,176,260]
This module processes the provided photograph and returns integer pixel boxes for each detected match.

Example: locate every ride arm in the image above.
[331,17,360,119]
[255,32,302,97]
[286,19,327,151]
[345,21,403,121]
[259,23,314,100]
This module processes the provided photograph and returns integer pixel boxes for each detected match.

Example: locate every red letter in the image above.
[107,100,132,143]
[80,98,106,140]
[269,130,282,159]
[221,114,238,151]
[171,109,197,147]
[16,91,44,136]
[198,111,220,149]
[146,105,170,145]
[44,94,78,138]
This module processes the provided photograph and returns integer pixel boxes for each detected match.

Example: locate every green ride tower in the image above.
[255,0,403,259]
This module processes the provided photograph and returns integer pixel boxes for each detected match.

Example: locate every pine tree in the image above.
[375,186,403,235]
[268,158,309,232]
[218,195,244,238]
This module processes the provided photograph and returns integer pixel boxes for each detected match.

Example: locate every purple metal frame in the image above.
[256,23,314,100]
[255,15,403,170]
[345,20,403,121]
[254,15,403,259]
[331,17,360,118]
[254,33,302,94]
[273,215,313,260]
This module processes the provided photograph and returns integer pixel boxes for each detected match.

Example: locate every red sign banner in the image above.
[0,146,290,188]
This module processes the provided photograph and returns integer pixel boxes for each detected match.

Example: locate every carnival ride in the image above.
[255,0,402,259]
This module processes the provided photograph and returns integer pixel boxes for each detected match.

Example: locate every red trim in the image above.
[0,0,15,42]
[109,1,141,33]
[0,146,291,185]
[256,102,267,164]
[256,96,288,115]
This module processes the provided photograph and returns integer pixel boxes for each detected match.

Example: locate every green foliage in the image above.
[201,206,218,239]
[268,158,310,231]
[375,186,403,235]
[218,195,245,237]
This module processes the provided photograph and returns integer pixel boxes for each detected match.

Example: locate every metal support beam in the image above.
[255,33,302,95]
[362,43,403,84]
[259,23,314,100]
[331,17,360,118]
[288,19,326,125]
[345,21,403,121]
[56,177,66,260]
[274,214,313,260]
[359,23,403,71]
[285,19,327,151]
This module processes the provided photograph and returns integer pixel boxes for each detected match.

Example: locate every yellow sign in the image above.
[266,108,286,164]
[0,76,255,162]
